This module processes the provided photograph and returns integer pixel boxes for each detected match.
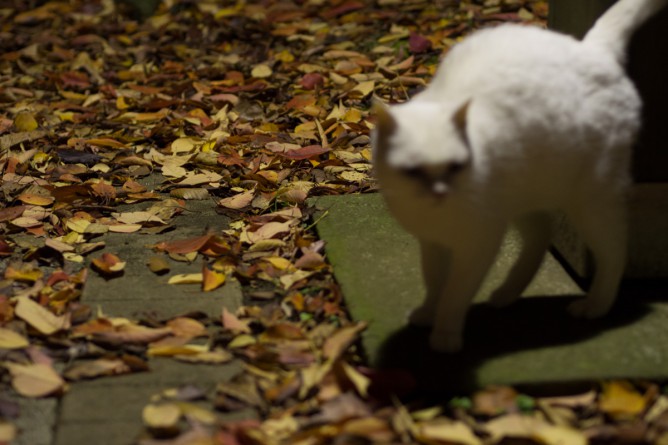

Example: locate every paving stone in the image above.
[53,199,247,445]
[14,397,58,445]
[82,200,240,319]
[312,194,668,391]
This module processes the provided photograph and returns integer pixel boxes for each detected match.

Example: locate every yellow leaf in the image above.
[14,111,38,131]
[4,362,65,397]
[275,49,294,63]
[0,422,16,442]
[116,95,130,110]
[66,218,91,234]
[340,362,370,398]
[228,334,256,349]
[599,381,647,418]
[171,137,198,153]
[251,64,273,78]
[202,267,226,292]
[0,328,29,349]
[416,420,482,445]
[143,403,181,429]
[174,349,234,364]
[262,256,293,271]
[148,344,208,357]
[147,256,170,274]
[175,402,217,424]
[15,296,69,335]
[352,80,375,97]
[167,273,203,285]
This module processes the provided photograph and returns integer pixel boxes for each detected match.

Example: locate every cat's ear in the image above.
[452,99,471,146]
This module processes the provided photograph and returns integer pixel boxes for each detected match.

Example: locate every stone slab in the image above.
[14,397,58,445]
[82,199,241,319]
[312,194,668,390]
[54,198,246,445]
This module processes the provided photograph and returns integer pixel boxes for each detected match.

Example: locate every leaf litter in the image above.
[0,0,665,444]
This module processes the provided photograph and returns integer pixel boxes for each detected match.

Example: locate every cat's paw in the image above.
[429,330,463,353]
[408,306,434,327]
[568,298,611,319]
[488,288,520,308]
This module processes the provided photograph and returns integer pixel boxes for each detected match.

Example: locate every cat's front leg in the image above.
[409,240,450,327]
[430,225,504,353]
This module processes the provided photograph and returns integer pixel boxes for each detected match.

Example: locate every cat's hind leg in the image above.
[409,240,450,327]
[488,212,551,307]
[430,224,505,352]
[567,194,627,318]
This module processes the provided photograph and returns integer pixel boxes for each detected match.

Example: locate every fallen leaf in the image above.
[415,419,482,445]
[15,296,69,335]
[147,256,170,274]
[0,328,29,349]
[202,266,226,292]
[219,189,255,210]
[599,381,647,419]
[4,362,65,397]
[91,253,126,276]
[63,358,132,381]
[143,403,181,429]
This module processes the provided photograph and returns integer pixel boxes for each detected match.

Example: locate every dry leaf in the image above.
[219,189,255,210]
[599,381,647,419]
[0,328,29,349]
[91,252,126,276]
[15,296,69,335]
[4,362,65,397]
[416,420,482,445]
[64,358,132,381]
[167,317,207,339]
[202,266,226,292]
[147,256,170,274]
[168,273,204,285]
[143,403,181,429]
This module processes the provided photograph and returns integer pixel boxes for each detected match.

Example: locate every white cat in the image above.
[372,0,668,353]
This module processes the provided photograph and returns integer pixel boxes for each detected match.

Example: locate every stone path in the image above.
[312,194,668,391]
[14,189,245,445]
[53,200,244,445]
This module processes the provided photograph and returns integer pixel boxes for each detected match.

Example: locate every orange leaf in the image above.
[91,253,126,276]
[202,266,226,292]
[155,235,214,255]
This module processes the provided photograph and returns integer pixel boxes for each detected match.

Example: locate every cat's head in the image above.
[372,99,471,198]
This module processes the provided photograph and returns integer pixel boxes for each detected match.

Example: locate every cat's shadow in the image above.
[375,291,653,393]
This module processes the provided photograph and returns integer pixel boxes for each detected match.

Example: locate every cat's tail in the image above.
[582,0,668,64]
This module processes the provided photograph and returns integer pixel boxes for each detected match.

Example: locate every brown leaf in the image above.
[323,322,367,360]
[63,358,132,381]
[222,308,251,334]
[155,235,214,255]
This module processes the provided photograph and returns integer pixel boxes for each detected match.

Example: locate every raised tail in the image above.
[583,0,668,64]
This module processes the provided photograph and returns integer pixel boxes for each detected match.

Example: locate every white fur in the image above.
[373,0,667,353]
